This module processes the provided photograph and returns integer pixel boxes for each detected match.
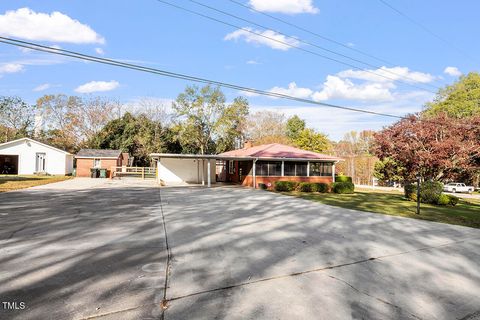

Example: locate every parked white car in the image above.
[443,183,474,194]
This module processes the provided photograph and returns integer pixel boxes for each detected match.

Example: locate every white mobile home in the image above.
[0,138,73,175]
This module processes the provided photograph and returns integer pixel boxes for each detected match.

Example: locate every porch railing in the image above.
[110,166,157,179]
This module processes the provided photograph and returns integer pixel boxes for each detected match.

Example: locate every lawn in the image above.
[0,175,72,192]
[280,187,480,229]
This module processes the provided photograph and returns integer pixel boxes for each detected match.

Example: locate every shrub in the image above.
[258,183,268,190]
[436,194,450,206]
[332,182,355,194]
[274,181,298,192]
[404,183,417,201]
[313,182,329,193]
[336,175,353,183]
[298,182,314,192]
[420,181,443,204]
[405,181,443,204]
[447,194,459,206]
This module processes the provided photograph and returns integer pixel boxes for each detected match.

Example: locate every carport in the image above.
[150,153,250,187]
[0,154,19,174]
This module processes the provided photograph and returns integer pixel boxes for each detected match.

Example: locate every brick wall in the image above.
[242,175,333,188]
[76,158,121,177]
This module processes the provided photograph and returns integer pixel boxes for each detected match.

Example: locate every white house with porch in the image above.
[0,138,73,175]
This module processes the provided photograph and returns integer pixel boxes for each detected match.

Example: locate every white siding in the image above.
[158,158,216,185]
[0,139,72,175]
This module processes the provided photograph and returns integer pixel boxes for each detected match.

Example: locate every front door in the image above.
[36,153,46,172]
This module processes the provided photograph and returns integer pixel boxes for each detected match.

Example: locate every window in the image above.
[93,159,101,168]
[228,160,235,174]
[255,161,281,176]
[284,162,308,176]
[309,162,333,176]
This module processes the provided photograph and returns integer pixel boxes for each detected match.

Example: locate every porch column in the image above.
[332,162,336,182]
[252,159,256,188]
[307,161,310,177]
[157,158,161,185]
[207,159,211,188]
[201,159,205,186]
[281,161,284,176]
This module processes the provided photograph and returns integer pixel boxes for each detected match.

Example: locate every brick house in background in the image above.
[75,149,129,177]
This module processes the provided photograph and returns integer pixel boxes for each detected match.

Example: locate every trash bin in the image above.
[99,168,107,178]
[90,168,99,178]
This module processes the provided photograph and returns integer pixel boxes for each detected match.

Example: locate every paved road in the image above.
[1,180,479,320]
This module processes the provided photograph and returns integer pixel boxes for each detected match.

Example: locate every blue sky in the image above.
[0,0,478,140]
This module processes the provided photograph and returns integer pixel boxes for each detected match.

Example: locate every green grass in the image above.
[0,175,72,192]
[279,187,480,229]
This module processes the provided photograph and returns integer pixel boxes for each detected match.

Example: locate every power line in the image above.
[0,36,401,119]
[155,0,439,94]
[187,0,441,91]
[378,0,477,63]
[0,37,476,130]
[227,0,395,67]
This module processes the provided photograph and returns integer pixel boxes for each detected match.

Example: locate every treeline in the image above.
[0,85,334,166]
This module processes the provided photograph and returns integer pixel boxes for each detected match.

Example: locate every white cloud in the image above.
[33,83,51,91]
[249,0,319,14]
[269,82,313,99]
[312,75,393,102]
[224,27,299,51]
[74,80,119,93]
[0,63,24,74]
[0,7,104,44]
[246,59,260,65]
[444,66,461,77]
[95,47,105,55]
[337,66,435,84]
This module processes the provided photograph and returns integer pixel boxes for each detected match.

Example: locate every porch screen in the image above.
[255,161,281,176]
[309,162,333,176]
[284,162,308,176]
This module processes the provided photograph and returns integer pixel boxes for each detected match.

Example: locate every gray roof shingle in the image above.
[76,149,122,158]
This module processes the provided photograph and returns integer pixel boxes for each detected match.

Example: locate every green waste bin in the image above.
[99,168,107,178]
[90,168,99,178]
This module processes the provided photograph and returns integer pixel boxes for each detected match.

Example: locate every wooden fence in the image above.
[110,166,157,179]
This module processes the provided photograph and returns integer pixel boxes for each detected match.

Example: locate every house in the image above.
[0,137,73,175]
[150,143,341,188]
[75,149,129,177]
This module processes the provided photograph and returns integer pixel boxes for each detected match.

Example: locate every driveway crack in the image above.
[326,274,423,320]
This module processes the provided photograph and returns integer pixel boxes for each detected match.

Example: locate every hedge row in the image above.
[404,181,459,206]
[272,179,354,194]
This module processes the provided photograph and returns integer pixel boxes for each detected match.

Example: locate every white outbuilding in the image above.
[0,138,73,175]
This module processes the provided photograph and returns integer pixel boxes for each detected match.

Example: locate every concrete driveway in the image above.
[1,180,480,319]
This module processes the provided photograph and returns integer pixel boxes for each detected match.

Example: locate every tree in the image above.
[173,85,244,154]
[373,114,480,182]
[292,128,331,153]
[88,112,180,166]
[244,110,289,145]
[36,94,120,152]
[286,115,305,140]
[215,97,249,153]
[423,72,480,118]
[373,157,406,185]
[0,96,35,142]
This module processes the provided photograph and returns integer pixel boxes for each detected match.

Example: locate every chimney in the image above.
[244,140,253,149]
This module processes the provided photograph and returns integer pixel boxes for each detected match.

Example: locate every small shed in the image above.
[75,149,127,178]
[0,137,73,175]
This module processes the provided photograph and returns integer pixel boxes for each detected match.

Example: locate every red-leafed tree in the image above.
[373,113,480,182]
